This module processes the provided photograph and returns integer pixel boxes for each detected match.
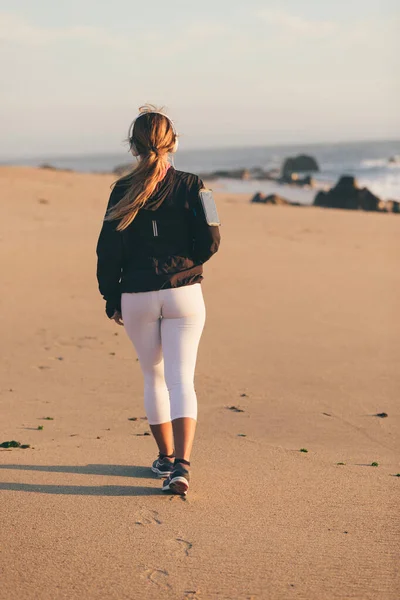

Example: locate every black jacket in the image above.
[96,167,221,318]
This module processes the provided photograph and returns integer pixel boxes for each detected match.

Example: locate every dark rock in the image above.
[314,190,329,207]
[301,174,314,186]
[313,175,382,211]
[39,163,57,170]
[359,188,380,211]
[282,155,319,180]
[250,192,300,206]
[251,192,267,203]
[381,200,400,213]
[336,176,362,210]
[39,164,72,172]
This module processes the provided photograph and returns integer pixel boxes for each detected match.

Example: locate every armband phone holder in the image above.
[199,188,221,226]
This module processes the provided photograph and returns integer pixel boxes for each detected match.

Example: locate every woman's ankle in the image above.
[159,451,174,460]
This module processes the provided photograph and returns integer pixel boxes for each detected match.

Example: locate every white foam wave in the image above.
[360,159,388,168]
[361,157,400,169]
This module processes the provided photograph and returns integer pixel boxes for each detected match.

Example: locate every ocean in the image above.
[4,139,400,203]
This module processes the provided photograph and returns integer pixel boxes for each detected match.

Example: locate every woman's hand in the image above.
[111,310,124,326]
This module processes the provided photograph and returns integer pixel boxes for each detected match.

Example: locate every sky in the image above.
[0,0,399,157]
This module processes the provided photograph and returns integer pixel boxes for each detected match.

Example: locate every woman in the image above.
[96,105,220,495]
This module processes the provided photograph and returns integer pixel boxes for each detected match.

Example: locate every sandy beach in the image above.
[1,166,399,600]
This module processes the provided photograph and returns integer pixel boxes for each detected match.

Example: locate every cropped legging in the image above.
[121,283,206,425]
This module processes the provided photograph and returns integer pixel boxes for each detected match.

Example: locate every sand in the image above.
[0,166,399,600]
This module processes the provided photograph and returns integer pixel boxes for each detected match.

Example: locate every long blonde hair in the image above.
[105,104,177,231]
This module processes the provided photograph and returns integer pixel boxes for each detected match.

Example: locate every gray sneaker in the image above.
[162,462,190,495]
[151,454,174,478]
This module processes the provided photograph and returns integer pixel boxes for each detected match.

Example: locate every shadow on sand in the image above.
[0,463,151,477]
[0,463,165,496]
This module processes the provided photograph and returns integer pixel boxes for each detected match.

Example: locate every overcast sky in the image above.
[0,0,399,157]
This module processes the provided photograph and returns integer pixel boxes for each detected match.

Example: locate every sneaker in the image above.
[162,462,190,495]
[151,455,174,478]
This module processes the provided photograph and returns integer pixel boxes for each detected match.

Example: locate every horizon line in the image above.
[1,136,399,164]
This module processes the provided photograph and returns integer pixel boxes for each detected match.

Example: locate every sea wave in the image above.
[360,158,388,168]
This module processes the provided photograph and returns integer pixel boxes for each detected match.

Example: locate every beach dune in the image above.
[0,167,399,600]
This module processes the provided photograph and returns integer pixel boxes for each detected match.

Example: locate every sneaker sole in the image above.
[162,476,189,495]
[151,465,172,478]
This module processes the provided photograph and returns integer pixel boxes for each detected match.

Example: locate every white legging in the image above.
[121,284,206,425]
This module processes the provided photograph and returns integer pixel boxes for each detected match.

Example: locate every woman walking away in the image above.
[96,105,221,495]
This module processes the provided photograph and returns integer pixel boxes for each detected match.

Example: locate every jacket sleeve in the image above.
[190,178,221,264]
[96,186,124,318]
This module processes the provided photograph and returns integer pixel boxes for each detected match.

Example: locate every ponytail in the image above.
[105,152,169,231]
[105,105,177,231]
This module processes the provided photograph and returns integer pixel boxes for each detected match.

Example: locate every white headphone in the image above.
[129,111,179,156]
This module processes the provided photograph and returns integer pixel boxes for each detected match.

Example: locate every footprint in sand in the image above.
[165,537,193,558]
[176,538,193,557]
[55,336,98,350]
[134,508,162,526]
[143,568,172,591]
